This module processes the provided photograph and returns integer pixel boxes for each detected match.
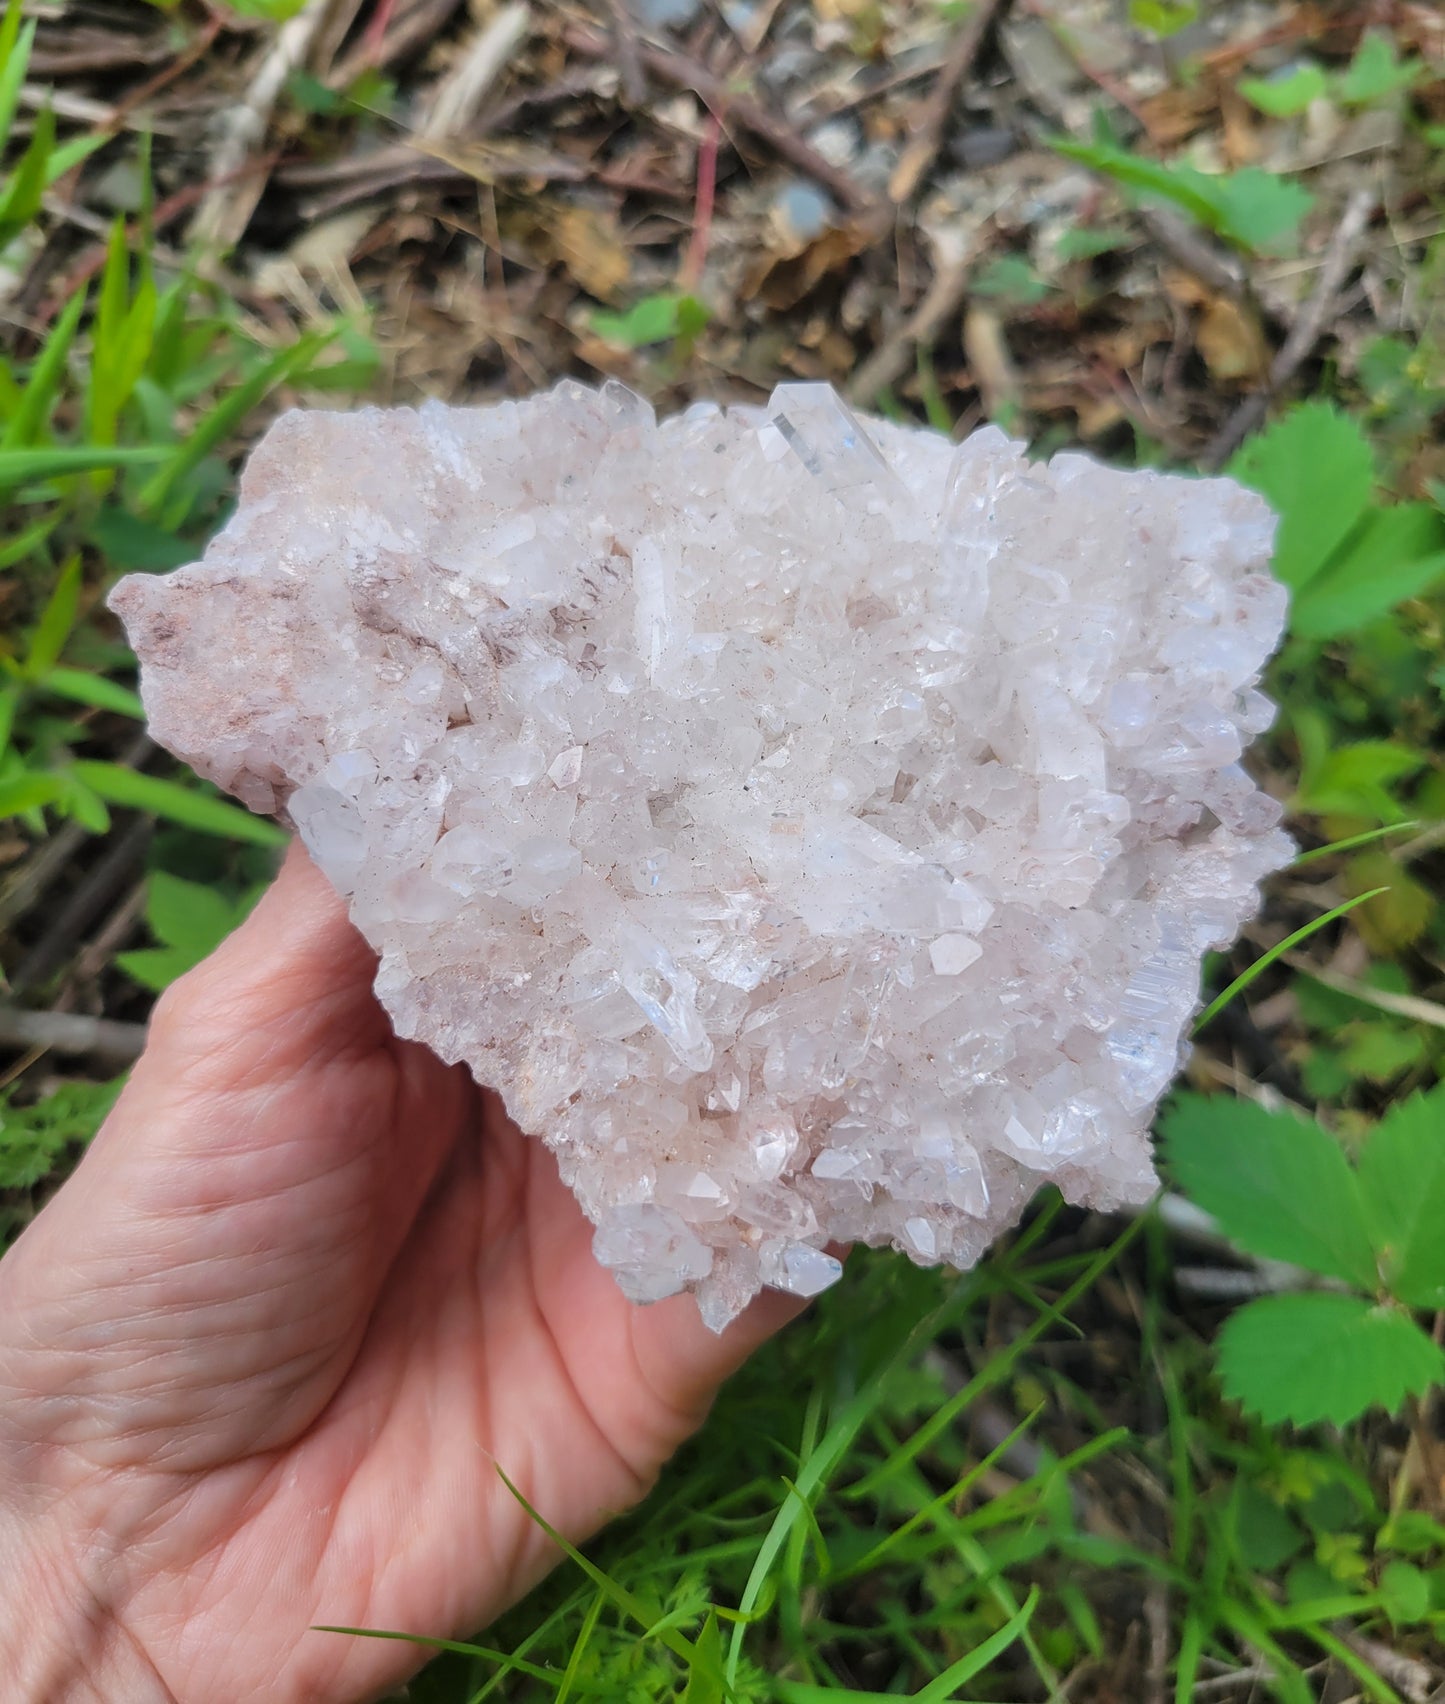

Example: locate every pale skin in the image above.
[0,845,800,1702]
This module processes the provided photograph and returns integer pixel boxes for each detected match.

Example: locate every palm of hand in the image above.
[0,850,794,1703]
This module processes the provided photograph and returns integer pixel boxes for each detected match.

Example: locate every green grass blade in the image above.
[138,332,329,516]
[725,1279,980,1686]
[0,514,60,571]
[0,102,56,243]
[495,1465,715,1682]
[1173,1612,1204,1704]
[848,1216,1147,1503]
[39,667,144,719]
[0,445,168,486]
[0,15,37,165]
[553,1588,607,1704]
[1,284,88,450]
[310,1626,566,1686]
[1194,888,1387,1031]
[915,1585,1040,1700]
[1292,821,1417,866]
[25,555,81,677]
[0,772,66,816]
[68,760,285,845]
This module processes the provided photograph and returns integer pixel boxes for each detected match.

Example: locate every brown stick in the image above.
[845,238,986,408]
[889,0,1009,204]
[564,24,876,213]
[1200,188,1377,471]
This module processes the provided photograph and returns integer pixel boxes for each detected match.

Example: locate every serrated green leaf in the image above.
[1160,1095,1377,1287]
[1337,31,1423,106]
[1218,1293,1443,1427]
[1293,739,1425,823]
[1356,1085,1445,1310]
[68,760,286,846]
[1208,168,1314,252]
[1291,503,1445,638]
[1230,403,1375,590]
[0,1075,121,1190]
[1239,65,1329,118]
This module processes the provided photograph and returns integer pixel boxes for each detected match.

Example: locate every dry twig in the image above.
[565,23,876,214]
[188,0,337,250]
[0,1008,146,1064]
[1201,188,1377,470]
[889,0,1009,204]
[846,235,988,408]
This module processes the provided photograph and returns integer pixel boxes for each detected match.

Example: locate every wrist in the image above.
[0,1501,174,1704]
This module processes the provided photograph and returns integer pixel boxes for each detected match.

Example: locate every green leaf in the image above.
[1,283,88,451]
[0,1,37,152]
[0,101,56,246]
[679,1613,723,1704]
[1208,168,1315,253]
[0,1076,122,1190]
[0,445,167,487]
[973,255,1054,306]
[1050,137,1312,252]
[1217,1293,1444,1427]
[114,945,197,993]
[1379,1560,1431,1625]
[1054,225,1128,260]
[1231,1482,1307,1572]
[68,761,286,846]
[1128,0,1197,37]
[145,870,244,957]
[1356,1086,1445,1310]
[25,555,82,676]
[1291,504,1445,639]
[1239,65,1329,118]
[1160,1095,1377,1287]
[1229,403,1375,590]
[37,667,143,719]
[1293,740,1424,823]
[89,507,196,572]
[0,771,65,817]
[590,293,710,350]
[1336,32,1423,107]
[137,333,329,518]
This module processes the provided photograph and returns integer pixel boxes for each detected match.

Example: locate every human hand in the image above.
[0,845,800,1703]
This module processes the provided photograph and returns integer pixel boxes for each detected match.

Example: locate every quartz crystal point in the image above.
[111,380,1292,1331]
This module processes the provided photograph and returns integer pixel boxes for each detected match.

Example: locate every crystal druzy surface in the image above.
[112,381,1292,1330]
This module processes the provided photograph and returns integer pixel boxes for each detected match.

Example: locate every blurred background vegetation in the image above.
[2,0,1444,1697]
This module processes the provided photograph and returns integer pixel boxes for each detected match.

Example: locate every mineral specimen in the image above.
[111,380,1292,1330]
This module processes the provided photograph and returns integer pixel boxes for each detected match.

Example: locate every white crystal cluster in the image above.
[112,381,1291,1330]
